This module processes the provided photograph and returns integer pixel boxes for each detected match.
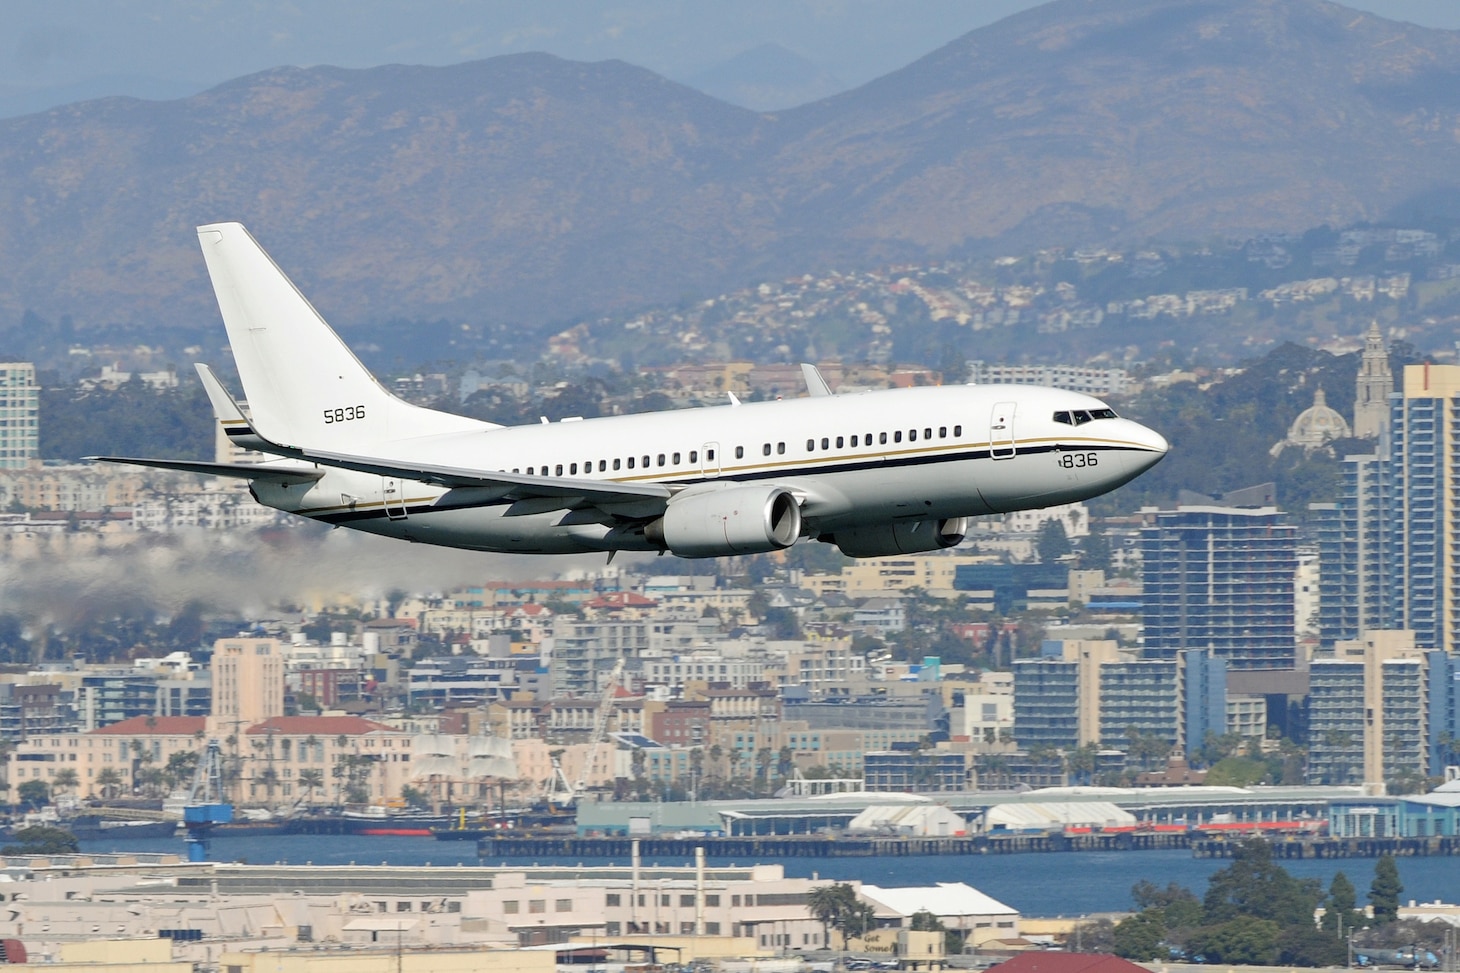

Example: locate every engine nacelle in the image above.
[645,485,802,558]
[826,517,968,559]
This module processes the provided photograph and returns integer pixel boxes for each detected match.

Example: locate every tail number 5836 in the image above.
[1058,452,1097,468]
[323,406,366,424]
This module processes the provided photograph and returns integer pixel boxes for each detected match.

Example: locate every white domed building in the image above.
[1270,388,1351,457]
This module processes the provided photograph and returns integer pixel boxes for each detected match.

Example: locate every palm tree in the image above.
[298,768,325,805]
[52,768,79,802]
[95,768,124,800]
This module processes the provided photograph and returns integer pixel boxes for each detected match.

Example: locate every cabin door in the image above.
[382,477,408,520]
[701,442,722,479]
[990,402,1017,460]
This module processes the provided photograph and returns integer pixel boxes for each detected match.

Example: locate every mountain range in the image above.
[2,0,1460,335]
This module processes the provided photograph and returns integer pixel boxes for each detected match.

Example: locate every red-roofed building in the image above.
[985,954,1150,973]
[88,716,207,735]
[7,712,415,806]
[582,592,659,615]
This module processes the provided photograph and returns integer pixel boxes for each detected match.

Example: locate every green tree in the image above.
[1321,871,1364,936]
[1036,518,1073,563]
[1276,925,1348,968]
[808,883,855,950]
[95,767,124,800]
[1368,855,1403,924]
[16,778,50,809]
[1203,839,1323,929]
[51,768,79,799]
[1131,880,1203,929]
[2,824,79,855]
[298,768,325,803]
[1188,916,1281,966]
[1079,529,1113,572]
[1112,912,1166,961]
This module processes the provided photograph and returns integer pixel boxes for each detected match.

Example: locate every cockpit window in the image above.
[1090,408,1118,420]
[1072,410,1092,425]
[1053,411,1072,425]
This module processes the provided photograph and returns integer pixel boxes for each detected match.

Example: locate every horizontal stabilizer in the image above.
[89,456,324,485]
[194,363,274,453]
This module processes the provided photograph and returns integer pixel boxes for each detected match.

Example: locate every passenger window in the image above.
[526,467,533,475]
[570,463,578,474]
[513,468,520,474]
[627,457,635,469]
[851,435,859,447]
[939,427,947,438]
[642,455,650,467]
[894,431,903,443]
[707,449,715,460]
[820,437,829,450]
[657,454,666,467]
[555,464,563,476]
[909,429,917,442]
[599,460,607,472]
[924,428,932,439]
[836,436,844,448]
[954,425,962,436]
[673,452,681,464]
[1053,411,1072,425]
[735,446,744,459]
[763,444,772,457]
[807,439,815,451]
[613,458,621,470]
[777,442,785,455]
[879,432,888,445]
[690,450,698,463]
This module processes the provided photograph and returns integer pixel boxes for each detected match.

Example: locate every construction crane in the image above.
[182,739,232,862]
[573,658,626,798]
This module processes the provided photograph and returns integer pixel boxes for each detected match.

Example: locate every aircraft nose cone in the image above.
[1138,423,1169,458]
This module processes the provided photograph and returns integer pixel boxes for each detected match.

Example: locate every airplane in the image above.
[96,222,1168,559]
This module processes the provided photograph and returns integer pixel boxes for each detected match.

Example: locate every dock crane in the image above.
[574,658,626,799]
[182,739,232,862]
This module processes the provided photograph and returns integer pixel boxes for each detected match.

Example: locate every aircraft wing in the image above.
[296,447,676,505]
[90,457,325,485]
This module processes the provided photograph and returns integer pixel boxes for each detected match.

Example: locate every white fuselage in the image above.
[250,383,1166,555]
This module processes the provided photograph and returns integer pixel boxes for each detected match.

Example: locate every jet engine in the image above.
[645,485,802,558]
[825,517,968,558]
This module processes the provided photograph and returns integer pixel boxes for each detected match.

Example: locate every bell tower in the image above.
[1353,322,1391,440]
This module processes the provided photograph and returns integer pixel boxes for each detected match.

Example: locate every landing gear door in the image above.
[382,477,408,520]
[701,443,722,479]
[990,402,1016,460]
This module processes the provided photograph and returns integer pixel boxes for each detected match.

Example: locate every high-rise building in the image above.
[209,637,284,731]
[0,363,38,469]
[1013,643,1228,759]
[1183,649,1228,753]
[1353,322,1393,440]
[1312,452,1386,648]
[1141,501,1298,669]
[1316,365,1460,653]
[1098,659,1181,751]
[1011,640,1118,751]
[1307,630,1428,786]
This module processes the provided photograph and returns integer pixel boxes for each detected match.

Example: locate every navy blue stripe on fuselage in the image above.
[304,441,1150,526]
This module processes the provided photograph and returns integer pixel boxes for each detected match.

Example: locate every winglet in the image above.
[800,363,833,397]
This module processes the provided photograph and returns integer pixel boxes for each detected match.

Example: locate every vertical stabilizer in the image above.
[195,223,494,453]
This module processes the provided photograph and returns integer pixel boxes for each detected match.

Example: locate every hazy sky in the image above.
[3,0,1459,111]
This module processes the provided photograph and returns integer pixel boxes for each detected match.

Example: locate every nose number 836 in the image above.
[1058,452,1097,469]
[323,405,366,424]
